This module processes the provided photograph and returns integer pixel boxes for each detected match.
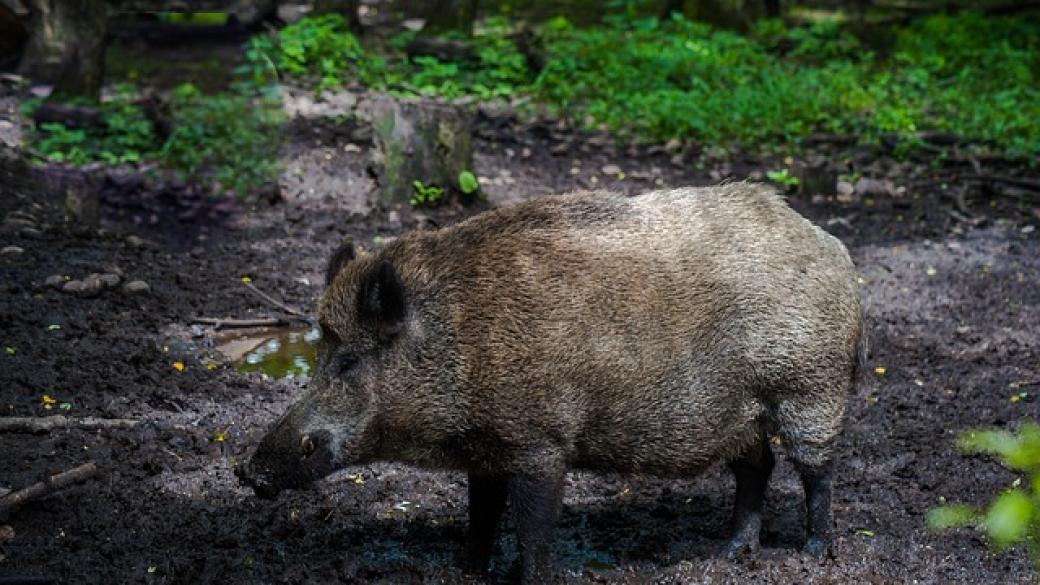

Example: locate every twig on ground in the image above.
[0,462,97,520]
[190,317,289,330]
[0,415,192,434]
[242,282,308,318]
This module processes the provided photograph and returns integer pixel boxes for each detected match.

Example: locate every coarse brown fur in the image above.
[239,182,865,581]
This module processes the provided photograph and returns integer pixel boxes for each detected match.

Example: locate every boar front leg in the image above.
[508,462,565,584]
[466,473,508,573]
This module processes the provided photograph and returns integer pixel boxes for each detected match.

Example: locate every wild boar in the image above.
[237,183,865,583]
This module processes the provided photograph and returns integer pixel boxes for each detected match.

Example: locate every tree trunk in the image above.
[18,0,108,101]
[368,97,474,205]
[0,2,28,69]
[420,0,479,36]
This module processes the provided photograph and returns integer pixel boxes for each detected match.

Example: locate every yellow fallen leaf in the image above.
[240,276,253,284]
[172,361,185,372]
[857,529,875,537]
[874,366,887,375]
[41,394,57,409]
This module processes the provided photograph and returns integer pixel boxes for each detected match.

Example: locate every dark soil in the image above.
[2,90,1039,585]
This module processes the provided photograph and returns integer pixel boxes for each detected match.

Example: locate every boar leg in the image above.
[725,433,775,556]
[466,473,508,573]
[798,462,834,558]
[776,394,841,557]
[508,468,565,584]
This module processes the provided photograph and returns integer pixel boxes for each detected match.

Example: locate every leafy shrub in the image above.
[532,11,1039,157]
[160,83,282,196]
[25,86,156,166]
[410,180,445,207]
[244,14,386,92]
[928,422,1040,568]
[25,83,281,196]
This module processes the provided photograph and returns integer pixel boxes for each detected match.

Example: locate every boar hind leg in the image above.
[776,396,842,558]
[725,432,775,556]
[466,473,508,573]
[509,465,565,585]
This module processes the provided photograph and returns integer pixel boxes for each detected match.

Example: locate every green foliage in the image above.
[410,180,445,207]
[766,168,799,188]
[25,83,280,196]
[928,422,1040,566]
[458,170,480,195]
[244,14,385,92]
[25,86,156,166]
[532,11,1039,157]
[160,84,282,196]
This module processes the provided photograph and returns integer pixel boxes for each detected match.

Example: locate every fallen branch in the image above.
[0,462,97,520]
[191,317,288,330]
[0,415,192,434]
[243,282,307,318]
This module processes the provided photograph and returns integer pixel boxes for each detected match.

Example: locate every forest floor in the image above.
[1,82,1039,584]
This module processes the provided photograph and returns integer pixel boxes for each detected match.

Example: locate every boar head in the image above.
[236,240,407,499]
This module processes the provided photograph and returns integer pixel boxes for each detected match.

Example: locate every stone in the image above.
[62,280,85,294]
[79,273,104,297]
[0,245,24,256]
[123,280,150,295]
[45,274,66,289]
[99,273,121,289]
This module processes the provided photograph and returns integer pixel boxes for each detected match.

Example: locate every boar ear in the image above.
[325,238,356,287]
[358,260,406,340]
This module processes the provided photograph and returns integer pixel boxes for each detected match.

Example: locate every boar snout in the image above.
[237,429,337,499]
[234,460,282,500]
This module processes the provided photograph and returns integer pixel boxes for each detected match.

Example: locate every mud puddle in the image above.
[216,326,320,379]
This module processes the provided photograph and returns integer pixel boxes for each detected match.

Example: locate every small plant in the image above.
[766,168,800,189]
[458,170,479,195]
[928,422,1040,568]
[410,180,445,207]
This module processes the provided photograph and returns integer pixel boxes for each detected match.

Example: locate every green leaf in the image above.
[458,170,479,195]
[984,490,1033,546]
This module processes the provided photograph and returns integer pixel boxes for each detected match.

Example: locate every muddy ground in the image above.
[2,84,1039,585]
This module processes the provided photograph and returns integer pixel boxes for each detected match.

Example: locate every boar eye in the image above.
[335,352,358,376]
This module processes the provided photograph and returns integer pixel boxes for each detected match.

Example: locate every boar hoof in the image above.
[802,537,831,559]
[723,534,760,558]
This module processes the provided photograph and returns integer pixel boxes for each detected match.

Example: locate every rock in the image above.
[0,245,24,256]
[123,280,151,295]
[126,235,148,249]
[99,273,121,289]
[103,264,124,277]
[62,280,86,295]
[387,210,402,230]
[854,177,896,198]
[45,274,66,289]
[601,164,622,176]
[836,181,855,201]
[1,217,35,233]
[79,274,104,297]
[19,227,42,238]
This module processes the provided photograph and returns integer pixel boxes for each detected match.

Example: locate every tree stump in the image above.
[368,97,475,205]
